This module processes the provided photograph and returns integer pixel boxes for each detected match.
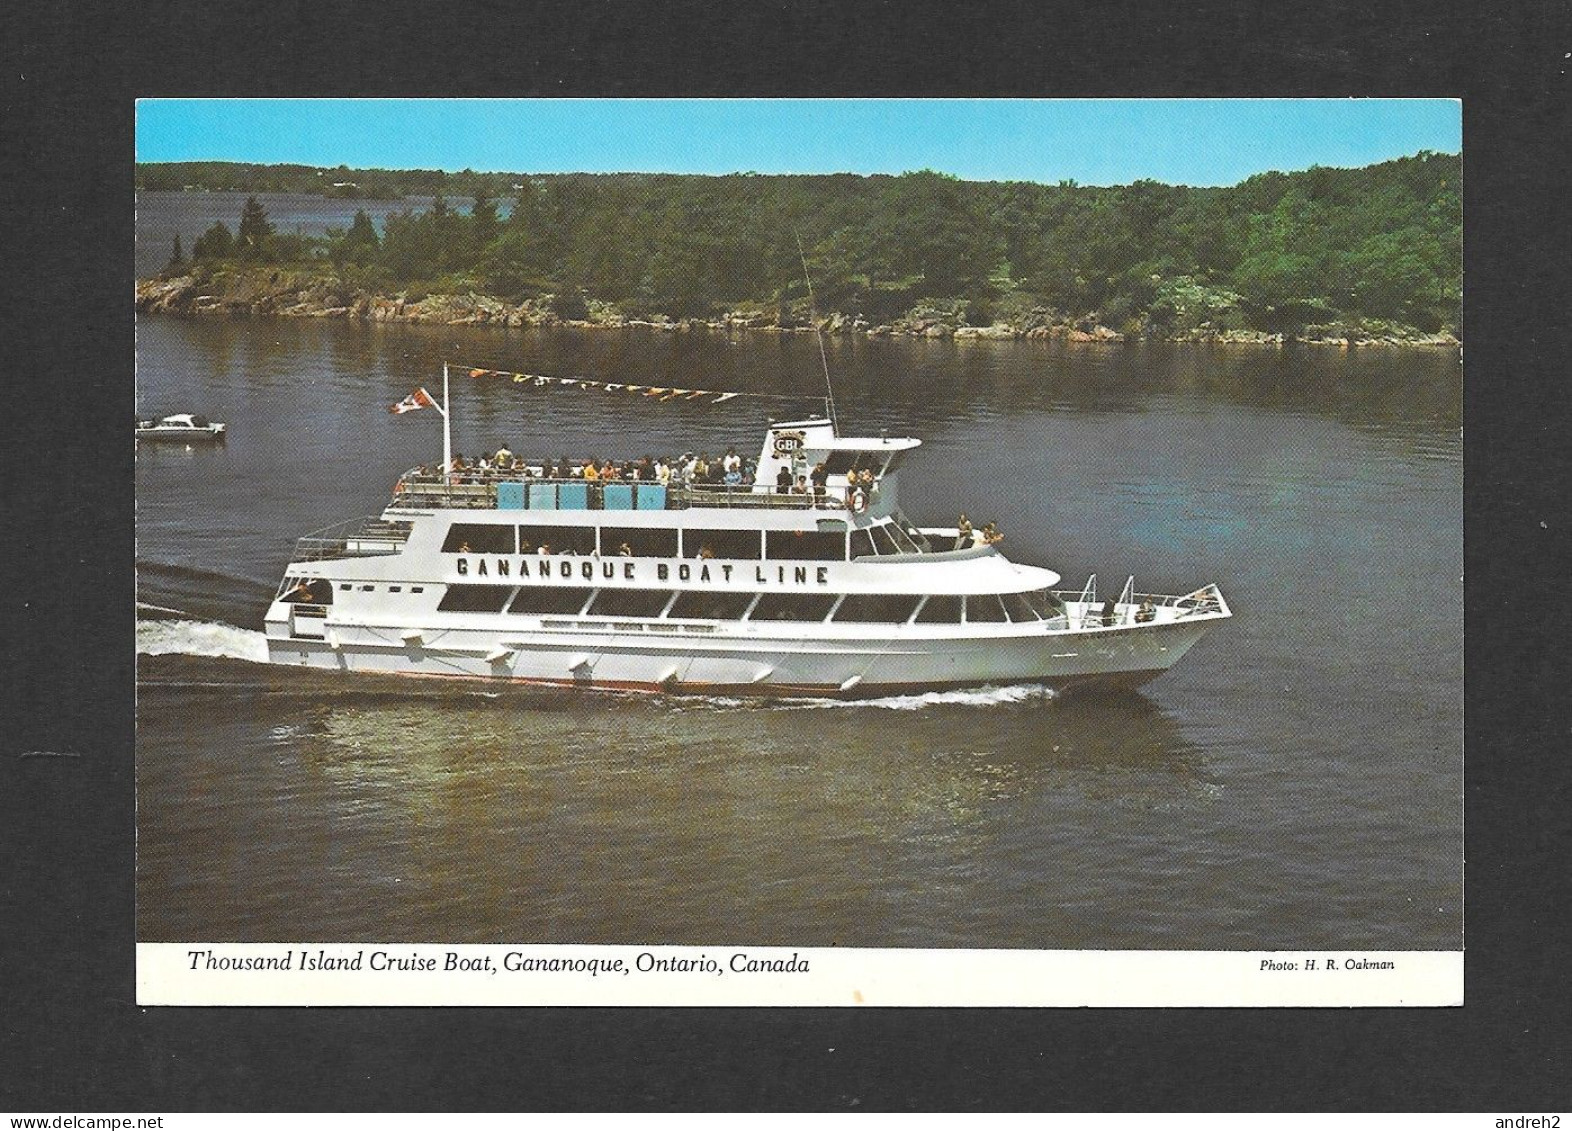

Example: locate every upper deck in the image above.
[389,466,857,513]
[388,417,920,518]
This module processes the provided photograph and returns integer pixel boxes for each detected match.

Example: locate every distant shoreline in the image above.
[136,271,1460,349]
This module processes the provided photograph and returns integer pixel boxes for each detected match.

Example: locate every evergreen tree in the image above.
[237,196,274,259]
[164,233,186,274]
[471,189,499,248]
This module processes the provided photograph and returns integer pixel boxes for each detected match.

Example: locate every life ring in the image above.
[847,488,868,513]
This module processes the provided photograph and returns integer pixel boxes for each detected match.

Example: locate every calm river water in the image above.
[134,310,1461,950]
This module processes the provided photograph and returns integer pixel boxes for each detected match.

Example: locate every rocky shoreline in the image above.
[136,271,1461,349]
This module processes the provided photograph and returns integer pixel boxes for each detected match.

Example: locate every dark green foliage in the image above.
[191,221,233,261]
[236,196,274,259]
[164,234,186,275]
[139,153,1461,334]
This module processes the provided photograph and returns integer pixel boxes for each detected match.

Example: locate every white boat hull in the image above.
[263,608,1222,697]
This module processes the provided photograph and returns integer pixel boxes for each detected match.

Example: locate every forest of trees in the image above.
[148,153,1461,336]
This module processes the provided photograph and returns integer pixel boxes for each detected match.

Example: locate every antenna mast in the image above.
[795,231,839,433]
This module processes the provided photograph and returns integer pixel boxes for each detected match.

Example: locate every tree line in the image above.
[156,153,1461,335]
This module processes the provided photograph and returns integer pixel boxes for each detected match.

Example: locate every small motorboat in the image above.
[136,413,227,441]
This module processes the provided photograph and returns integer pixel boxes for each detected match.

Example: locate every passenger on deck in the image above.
[982,522,1004,546]
[519,539,533,554]
[583,461,600,482]
[955,513,973,549]
[723,446,741,475]
[537,543,552,555]
[1136,600,1156,623]
[793,475,809,495]
[618,541,634,556]
[810,461,828,496]
[655,458,672,486]
[723,463,743,486]
[1101,598,1117,626]
[776,465,793,494]
[698,543,716,559]
[495,444,514,468]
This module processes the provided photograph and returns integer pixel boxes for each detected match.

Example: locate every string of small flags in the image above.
[464,366,742,403]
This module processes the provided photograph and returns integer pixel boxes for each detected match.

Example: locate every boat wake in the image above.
[672,683,1060,713]
[789,683,1059,711]
[136,618,269,664]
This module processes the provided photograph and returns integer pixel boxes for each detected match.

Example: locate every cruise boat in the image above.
[264,368,1230,696]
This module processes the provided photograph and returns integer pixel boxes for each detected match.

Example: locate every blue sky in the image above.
[136,99,1460,188]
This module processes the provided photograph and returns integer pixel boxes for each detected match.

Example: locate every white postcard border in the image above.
[138,944,1463,1007]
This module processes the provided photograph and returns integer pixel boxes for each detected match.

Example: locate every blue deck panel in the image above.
[527,483,558,509]
[602,483,635,510]
[496,481,526,510]
[636,484,667,511]
[557,482,590,510]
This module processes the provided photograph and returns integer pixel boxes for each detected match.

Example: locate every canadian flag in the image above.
[389,387,438,414]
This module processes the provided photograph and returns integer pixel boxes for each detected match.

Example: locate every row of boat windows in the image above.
[441,520,930,561]
[432,584,1066,624]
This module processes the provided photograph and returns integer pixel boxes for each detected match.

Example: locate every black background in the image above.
[3,0,1567,1111]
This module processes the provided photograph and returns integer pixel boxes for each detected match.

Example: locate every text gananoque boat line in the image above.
[266,365,1230,695]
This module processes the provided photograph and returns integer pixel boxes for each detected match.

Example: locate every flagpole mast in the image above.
[442,363,453,475]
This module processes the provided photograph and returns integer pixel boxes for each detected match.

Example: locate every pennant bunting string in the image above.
[442,364,828,410]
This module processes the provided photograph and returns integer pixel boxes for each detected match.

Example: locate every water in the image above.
[135,312,1462,950]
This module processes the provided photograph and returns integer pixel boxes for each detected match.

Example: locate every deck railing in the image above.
[387,468,858,513]
[1049,582,1227,627]
[293,516,413,562]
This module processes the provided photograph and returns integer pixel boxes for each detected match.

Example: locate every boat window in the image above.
[442,523,515,554]
[338,583,352,591]
[1001,592,1040,622]
[389,586,402,593]
[832,593,923,623]
[437,584,515,613]
[765,529,845,561]
[411,586,424,594]
[599,526,678,559]
[507,586,594,616]
[886,523,920,554]
[823,450,876,476]
[748,592,839,622]
[586,589,674,618]
[913,594,962,623]
[667,590,757,620]
[682,528,762,560]
[895,517,931,552]
[281,578,333,604]
[965,595,1007,623]
[869,523,902,555]
[849,528,879,559]
[517,524,596,556]
[1022,589,1066,619]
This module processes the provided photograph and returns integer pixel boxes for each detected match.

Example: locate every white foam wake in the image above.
[136,619,269,664]
[811,683,1059,711]
[684,683,1058,712]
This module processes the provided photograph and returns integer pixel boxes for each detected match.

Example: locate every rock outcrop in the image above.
[136,270,1459,348]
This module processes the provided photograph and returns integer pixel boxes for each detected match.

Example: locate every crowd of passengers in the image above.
[417,444,759,486]
[409,443,880,502]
